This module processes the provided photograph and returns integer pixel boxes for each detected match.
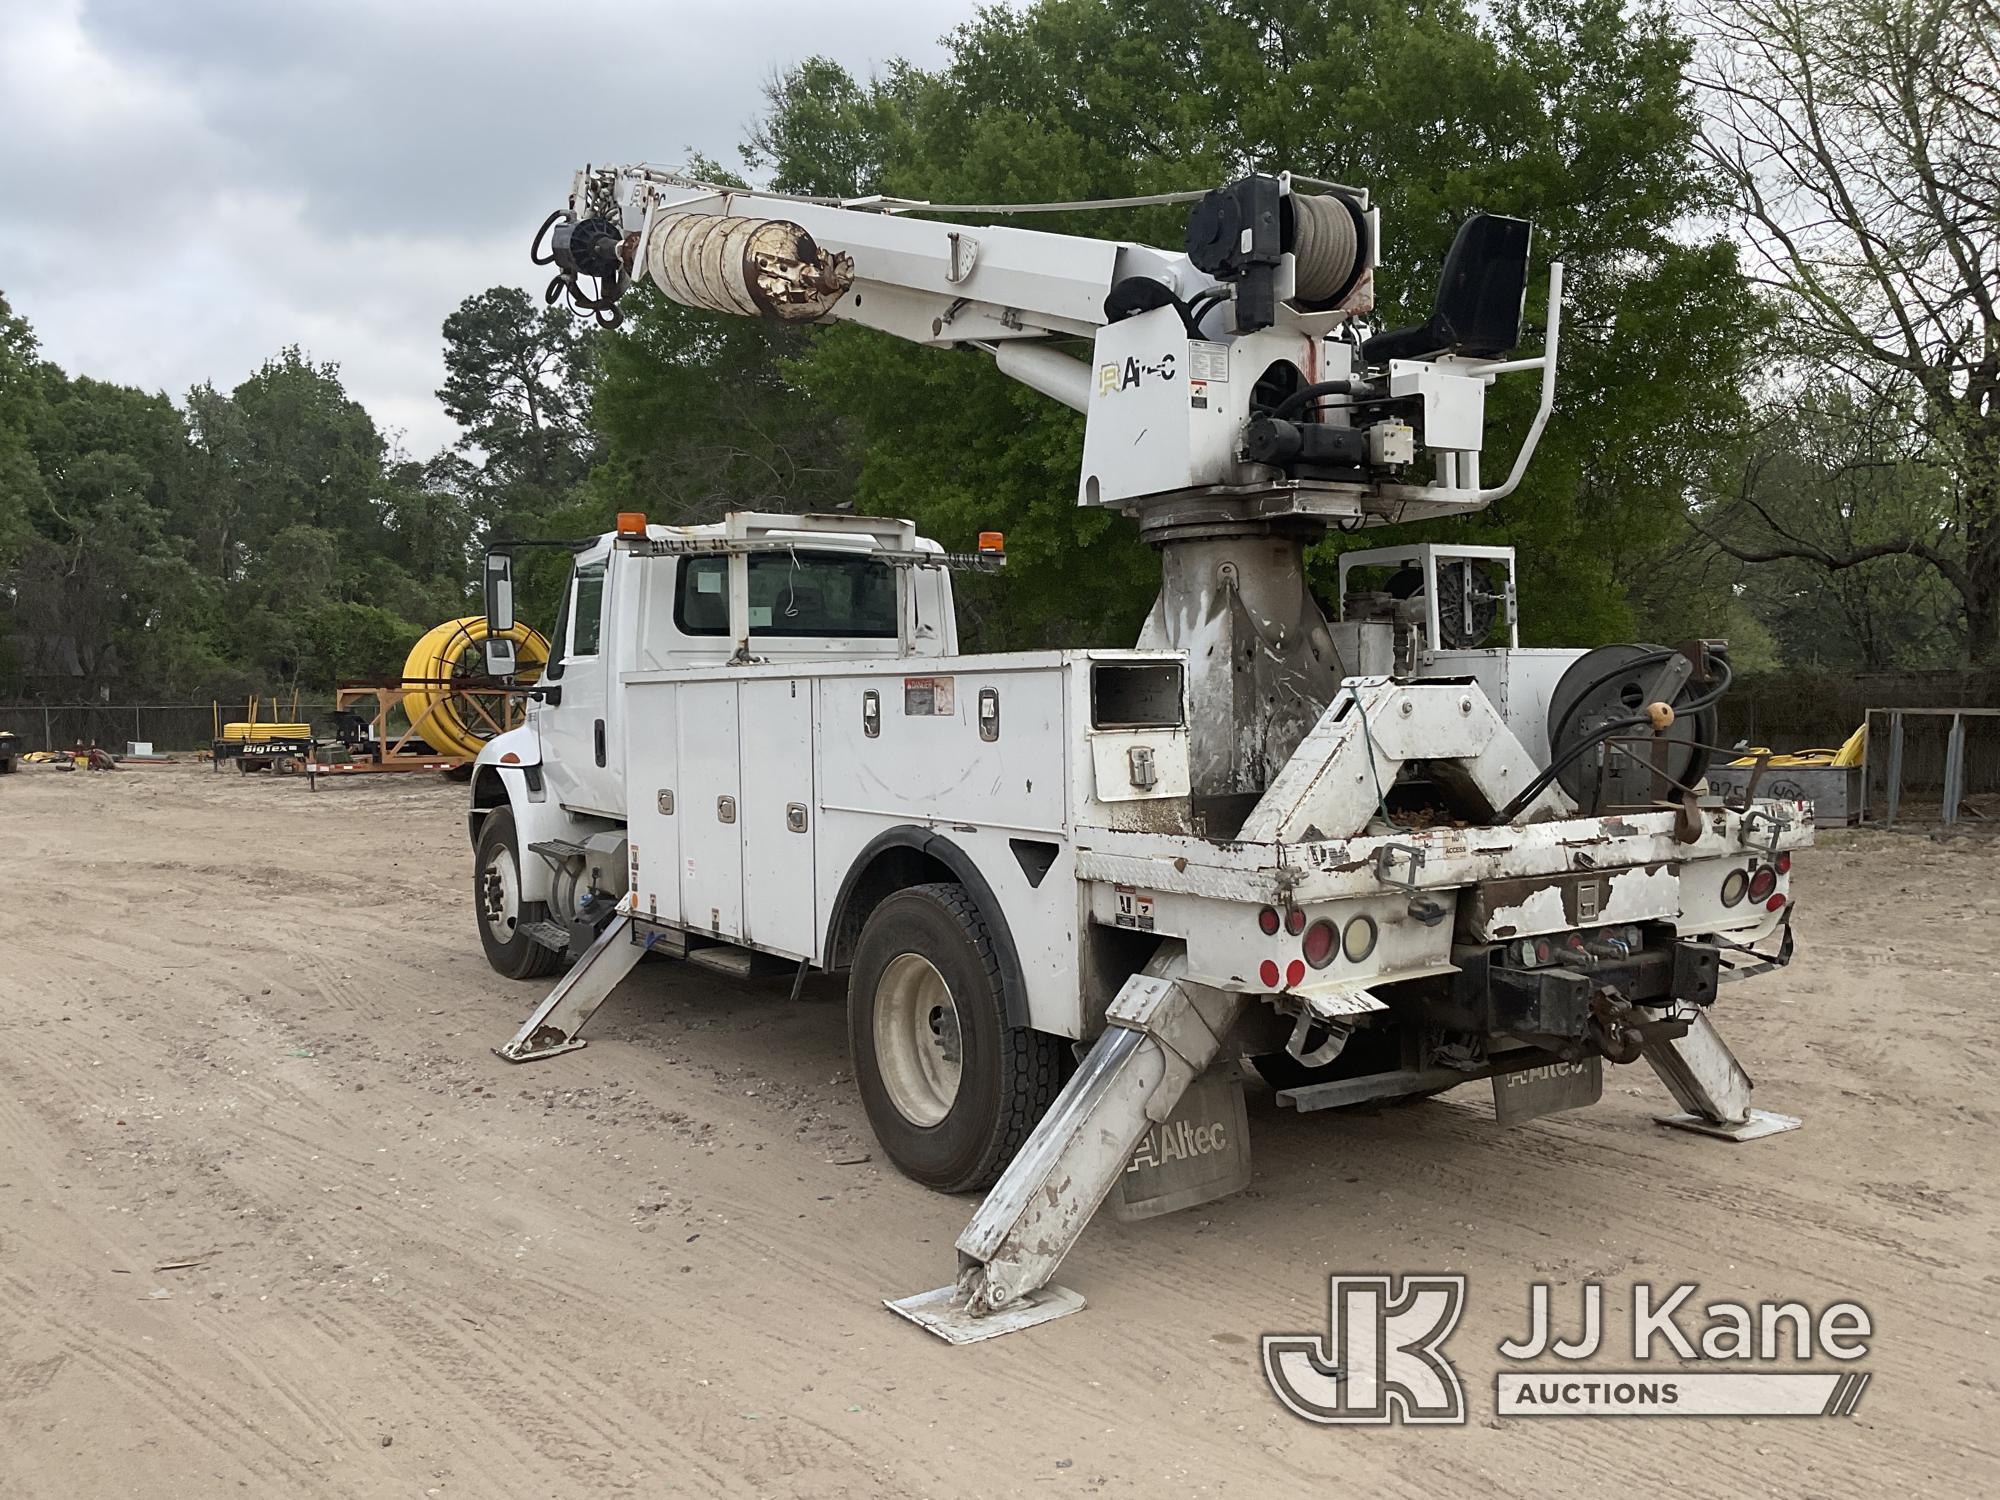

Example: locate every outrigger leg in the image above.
[1644,1009,1801,1142]
[495,901,645,1062]
[889,946,1248,1344]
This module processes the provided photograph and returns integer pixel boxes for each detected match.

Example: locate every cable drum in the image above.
[400,617,550,761]
[1544,644,1715,813]
[646,213,855,322]
[1288,193,1361,305]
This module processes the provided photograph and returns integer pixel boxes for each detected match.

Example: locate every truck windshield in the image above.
[675,553,898,639]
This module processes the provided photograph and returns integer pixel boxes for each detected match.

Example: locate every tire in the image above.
[848,882,1064,1193]
[474,806,563,980]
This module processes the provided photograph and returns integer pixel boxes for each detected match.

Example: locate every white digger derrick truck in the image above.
[468,166,1810,1341]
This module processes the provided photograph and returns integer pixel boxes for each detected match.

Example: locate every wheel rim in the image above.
[479,847,520,942]
[872,953,964,1128]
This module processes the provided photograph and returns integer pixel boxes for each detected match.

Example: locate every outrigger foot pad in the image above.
[1655,1108,1801,1142]
[494,905,644,1064]
[886,1283,1086,1344]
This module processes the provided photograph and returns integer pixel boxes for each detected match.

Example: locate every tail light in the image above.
[1342,915,1379,963]
[1257,906,1281,936]
[1510,936,1555,968]
[1285,906,1306,936]
[1775,852,1792,875]
[1302,919,1338,969]
[1259,959,1281,988]
[1747,866,1777,903]
[1720,868,1748,907]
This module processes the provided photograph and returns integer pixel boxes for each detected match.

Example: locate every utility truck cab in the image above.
[471,511,966,971]
[480,514,956,827]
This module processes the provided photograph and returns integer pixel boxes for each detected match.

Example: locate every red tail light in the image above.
[1285,959,1306,989]
[1258,959,1281,988]
[1285,906,1306,936]
[1257,906,1281,936]
[1302,919,1338,969]
[1775,852,1792,875]
[1747,866,1777,902]
[1766,893,1787,911]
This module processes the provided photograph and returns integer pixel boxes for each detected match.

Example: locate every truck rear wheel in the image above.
[848,882,1063,1194]
[475,806,563,980]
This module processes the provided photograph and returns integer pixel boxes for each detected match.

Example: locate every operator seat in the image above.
[1360,213,1533,364]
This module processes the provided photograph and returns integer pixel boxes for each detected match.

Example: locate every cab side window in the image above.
[541,563,576,681]
[568,562,607,657]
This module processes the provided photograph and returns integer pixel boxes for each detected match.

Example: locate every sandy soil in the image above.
[0,761,1993,1497]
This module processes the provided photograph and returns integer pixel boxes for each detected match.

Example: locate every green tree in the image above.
[1,293,481,703]
[1693,379,1963,669]
[225,347,386,548]
[593,290,856,525]
[1691,0,2000,659]
[438,286,597,531]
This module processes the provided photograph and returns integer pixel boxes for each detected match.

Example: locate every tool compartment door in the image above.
[677,679,742,938]
[738,677,817,960]
[622,682,683,925]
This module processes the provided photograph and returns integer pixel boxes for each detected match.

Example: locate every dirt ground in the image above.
[0,761,1993,1497]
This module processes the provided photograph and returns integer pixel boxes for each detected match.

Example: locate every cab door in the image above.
[537,548,620,816]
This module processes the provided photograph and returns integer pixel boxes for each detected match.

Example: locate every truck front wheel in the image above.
[474,806,563,980]
[848,882,1063,1194]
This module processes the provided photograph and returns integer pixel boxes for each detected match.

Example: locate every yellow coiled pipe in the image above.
[1727,723,1867,770]
[400,617,549,760]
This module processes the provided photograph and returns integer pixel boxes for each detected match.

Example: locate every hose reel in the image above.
[1544,644,1721,814]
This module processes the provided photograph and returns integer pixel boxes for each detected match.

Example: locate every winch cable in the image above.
[1287,190,1361,303]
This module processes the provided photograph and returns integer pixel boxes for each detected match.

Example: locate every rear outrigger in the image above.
[467,166,1809,1341]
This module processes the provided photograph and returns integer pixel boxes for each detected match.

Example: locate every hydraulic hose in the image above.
[1498,657,1735,824]
[400,616,550,760]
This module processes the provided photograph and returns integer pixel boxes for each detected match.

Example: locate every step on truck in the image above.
[468,166,1810,1341]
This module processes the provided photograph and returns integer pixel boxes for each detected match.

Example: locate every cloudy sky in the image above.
[0,0,979,456]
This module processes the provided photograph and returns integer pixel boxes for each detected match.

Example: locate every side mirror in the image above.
[485,550,515,634]
[483,637,518,679]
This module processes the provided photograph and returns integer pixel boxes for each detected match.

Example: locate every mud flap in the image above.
[1109,1069,1251,1221]
[1491,1057,1601,1126]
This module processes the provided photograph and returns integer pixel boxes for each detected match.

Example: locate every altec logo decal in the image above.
[1263,1277,1874,1424]
[1125,1117,1228,1173]
[1097,352,1178,394]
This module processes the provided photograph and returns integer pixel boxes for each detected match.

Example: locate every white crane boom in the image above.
[537,160,1562,799]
